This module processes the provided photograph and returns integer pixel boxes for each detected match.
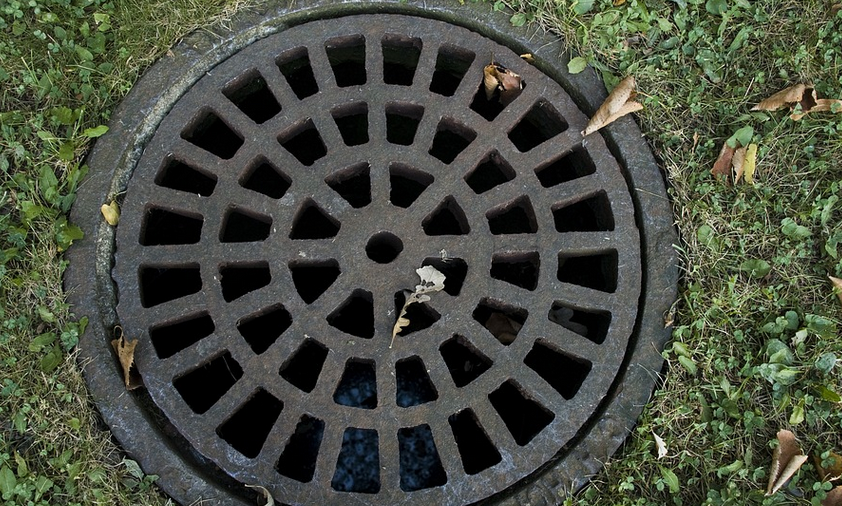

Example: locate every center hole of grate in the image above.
[366,231,403,263]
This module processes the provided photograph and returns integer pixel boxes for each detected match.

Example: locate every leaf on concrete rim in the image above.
[830,276,842,307]
[483,63,524,105]
[101,200,119,226]
[246,484,275,506]
[390,266,446,347]
[520,53,535,64]
[567,56,588,74]
[110,326,142,390]
[582,76,643,136]
[766,429,808,496]
[654,432,668,459]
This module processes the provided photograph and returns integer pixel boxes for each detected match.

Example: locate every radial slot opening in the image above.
[325,162,371,208]
[396,356,438,407]
[429,118,476,164]
[449,409,502,474]
[276,415,325,483]
[276,47,319,99]
[223,70,281,124]
[173,351,243,414]
[548,301,611,344]
[279,338,329,393]
[220,207,271,243]
[288,259,340,303]
[366,232,403,263]
[486,196,538,235]
[240,158,291,199]
[155,157,217,196]
[429,44,475,96]
[465,151,515,194]
[278,119,327,166]
[398,424,447,492]
[488,380,554,446]
[508,100,568,152]
[524,340,592,400]
[333,359,377,409]
[557,250,618,293]
[389,163,433,208]
[553,192,615,232]
[386,102,424,145]
[331,102,369,146]
[181,109,243,159]
[393,292,441,336]
[325,35,366,87]
[331,428,380,493]
[473,299,527,346]
[289,199,340,239]
[236,304,292,354]
[327,290,374,339]
[140,207,203,246]
[439,335,492,387]
[490,251,540,291]
[470,85,503,121]
[421,257,467,296]
[382,34,421,85]
[219,262,271,302]
[217,389,283,458]
[139,264,201,308]
[423,196,469,236]
[535,147,596,187]
[150,312,214,359]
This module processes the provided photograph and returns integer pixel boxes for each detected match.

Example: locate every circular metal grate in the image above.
[68,5,676,506]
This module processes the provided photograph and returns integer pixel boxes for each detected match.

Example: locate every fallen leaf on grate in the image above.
[100,200,120,226]
[483,62,524,106]
[390,265,446,347]
[582,76,643,136]
[110,326,142,390]
[766,429,808,496]
[246,484,274,506]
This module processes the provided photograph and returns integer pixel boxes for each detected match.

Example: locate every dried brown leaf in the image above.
[833,3,842,15]
[766,429,808,496]
[711,143,736,182]
[246,484,275,506]
[390,266,446,347]
[752,83,809,111]
[732,146,747,183]
[823,486,842,506]
[582,76,640,136]
[100,201,120,226]
[483,63,523,105]
[110,327,141,390]
[814,452,842,482]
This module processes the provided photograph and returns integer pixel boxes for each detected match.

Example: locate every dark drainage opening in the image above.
[398,424,447,491]
[80,12,675,506]
[331,428,380,493]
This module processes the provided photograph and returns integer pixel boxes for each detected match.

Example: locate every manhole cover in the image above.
[67,4,676,506]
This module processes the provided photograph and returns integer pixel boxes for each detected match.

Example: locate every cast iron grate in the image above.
[68,10,674,506]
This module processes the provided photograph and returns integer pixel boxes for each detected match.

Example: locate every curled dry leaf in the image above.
[823,486,842,506]
[110,327,142,390]
[246,484,275,506]
[830,276,842,307]
[483,63,524,106]
[653,432,668,459]
[766,429,808,496]
[100,200,120,226]
[582,76,643,136]
[753,83,842,120]
[390,266,446,347]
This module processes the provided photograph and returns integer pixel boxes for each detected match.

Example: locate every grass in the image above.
[1,0,841,505]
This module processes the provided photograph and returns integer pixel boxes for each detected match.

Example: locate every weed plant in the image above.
[1,0,841,505]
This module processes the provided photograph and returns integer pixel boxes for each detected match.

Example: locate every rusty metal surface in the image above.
[67,4,676,506]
